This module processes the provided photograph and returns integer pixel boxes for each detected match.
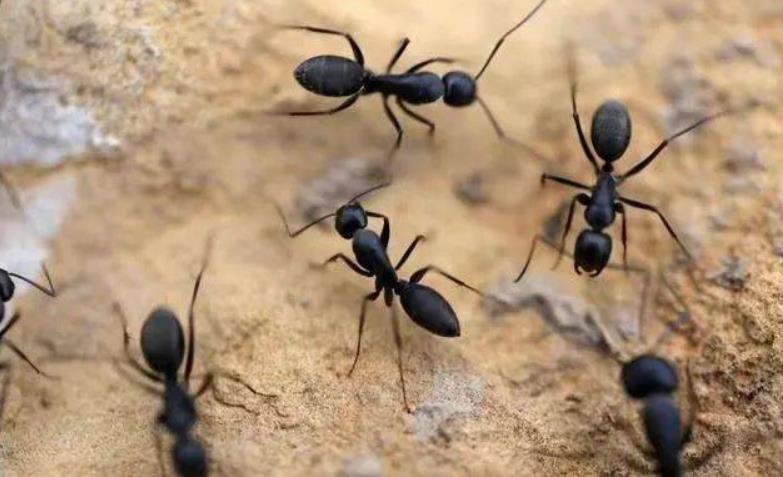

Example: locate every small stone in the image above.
[342,454,382,477]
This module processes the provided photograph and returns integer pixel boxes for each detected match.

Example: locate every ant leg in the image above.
[113,303,164,384]
[620,108,735,181]
[409,265,483,297]
[7,264,57,297]
[395,235,426,270]
[4,338,48,376]
[0,171,21,210]
[566,50,600,174]
[396,98,436,135]
[316,253,373,277]
[273,93,360,117]
[474,0,548,80]
[366,212,391,249]
[348,289,382,376]
[382,95,404,158]
[618,196,691,259]
[405,57,456,74]
[193,373,214,399]
[386,38,410,73]
[615,203,629,270]
[540,173,591,192]
[184,238,212,389]
[279,25,365,65]
[553,193,590,270]
[514,234,551,282]
[389,304,412,413]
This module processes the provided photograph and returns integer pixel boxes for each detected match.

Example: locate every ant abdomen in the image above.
[443,71,477,107]
[642,394,683,477]
[141,307,186,377]
[172,437,208,477]
[591,100,632,162]
[621,354,679,399]
[294,55,366,97]
[399,283,461,337]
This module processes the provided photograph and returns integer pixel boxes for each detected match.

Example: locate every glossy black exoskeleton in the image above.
[117,257,211,477]
[274,0,549,157]
[274,182,391,240]
[514,55,739,279]
[317,217,483,411]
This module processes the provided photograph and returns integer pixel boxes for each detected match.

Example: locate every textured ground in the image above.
[0,0,781,476]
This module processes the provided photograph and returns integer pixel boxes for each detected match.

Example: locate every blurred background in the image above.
[0,0,780,475]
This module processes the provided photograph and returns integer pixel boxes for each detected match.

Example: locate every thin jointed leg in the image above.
[409,266,483,296]
[620,108,735,181]
[318,254,373,277]
[348,289,381,376]
[185,240,211,387]
[397,99,435,135]
[113,303,163,384]
[382,96,404,157]
[619,196,691,258]
[367,212,391,248]
[405,57,456,74]
[615,203,628,270]
[386,38,410,73]
[389,305,411,412]
[567,52,600,174]
[553,194,589,269]
[395,235,426,270]
[277,93,360,117]
[540,174,591,192]
[280,25,365,65]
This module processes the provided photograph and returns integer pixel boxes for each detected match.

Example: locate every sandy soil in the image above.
[0,0,781,475]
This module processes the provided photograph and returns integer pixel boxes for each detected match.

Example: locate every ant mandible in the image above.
[515,54,739,280]
[272,0,548,157]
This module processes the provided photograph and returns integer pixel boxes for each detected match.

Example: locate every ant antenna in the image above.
[7,264,57,297]
[184,235,214,388]
[475,0,548,80]
[274,181,392,238]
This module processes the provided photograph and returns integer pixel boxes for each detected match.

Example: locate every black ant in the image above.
[272,0,548,156]
[274,182,391,241]
[315,221,484,412]
[591,276,702,477]
[514,55,740,280]
[0,265,56,374]
[116,251,213,477]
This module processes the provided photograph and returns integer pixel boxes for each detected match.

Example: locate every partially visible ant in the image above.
[274,182,391,241]
[514,52,744,280]
[591,275,702,477]
[116,246,213,477]
[316,220,484,412]
[272,0,549,158]
[0,265,56,374]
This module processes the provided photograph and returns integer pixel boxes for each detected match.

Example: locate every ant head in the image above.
[335,203,368,239]
[443,71,477,107]
[621,354,678,399]
[574,230,612,276]
[591,100,632,163]
[172,437,208,477]
[0,270,14,302]
[140,306,185,377]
